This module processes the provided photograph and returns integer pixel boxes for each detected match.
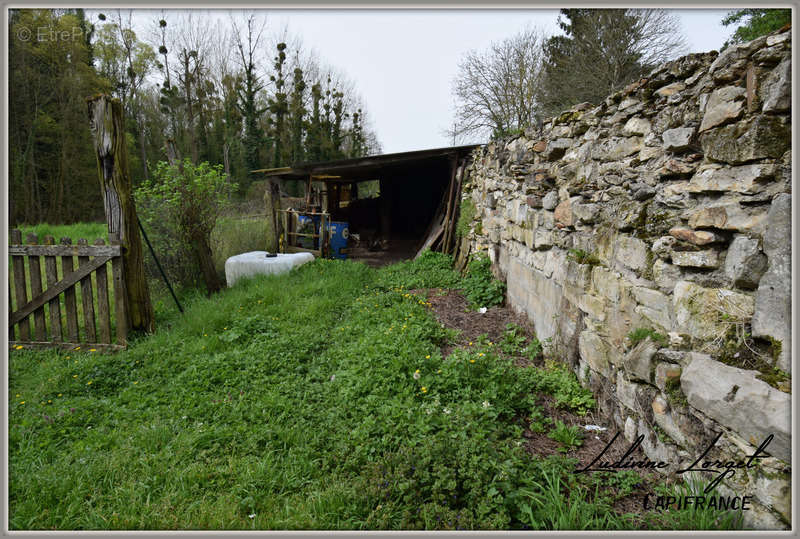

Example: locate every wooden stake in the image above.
[87,95,154,333]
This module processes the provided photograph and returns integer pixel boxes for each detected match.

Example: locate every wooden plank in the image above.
[94,238,112,344]
[43,235,63,342]
[9,254,111,327]
[110,233,127,346]
[10,229,30,341]
[446,165,466,255]
[9,244,121,257]
[60,237,80,342]
[415,220,444,259]
[9,341,125,353]
[442,163,462,255]
[77,238,97,343]
[26,233,47,341]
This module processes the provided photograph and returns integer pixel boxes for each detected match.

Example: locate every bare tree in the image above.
[451,26,548,142]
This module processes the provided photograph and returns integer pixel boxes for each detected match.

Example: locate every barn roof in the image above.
[252,144,481,182]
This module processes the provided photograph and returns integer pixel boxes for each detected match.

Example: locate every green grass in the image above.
[14,222,108,243]
[8,253,747,530]
[210,215,275,278]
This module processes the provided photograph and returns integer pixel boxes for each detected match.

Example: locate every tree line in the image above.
[9,9,381,226]
[451,8,791,142]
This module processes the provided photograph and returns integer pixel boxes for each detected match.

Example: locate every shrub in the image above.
[135,160,236,293]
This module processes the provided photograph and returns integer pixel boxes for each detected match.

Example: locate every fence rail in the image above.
[9,229,127,352]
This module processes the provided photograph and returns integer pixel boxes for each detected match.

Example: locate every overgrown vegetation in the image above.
[135,159,236,294]
[456,198,477,239]
[9,244,747,530]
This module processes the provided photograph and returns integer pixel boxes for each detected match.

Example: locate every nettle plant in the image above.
[135,159,236,293]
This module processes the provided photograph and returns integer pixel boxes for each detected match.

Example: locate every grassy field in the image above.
[8,252,745,530]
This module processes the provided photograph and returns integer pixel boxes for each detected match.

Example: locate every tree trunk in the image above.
[192,232,222,294]
[87,95,155,333]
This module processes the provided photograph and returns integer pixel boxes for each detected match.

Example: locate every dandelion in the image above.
[74,346,80,351]
[15,345,23,350]
[20,401,25,405]
[89,348,97,352]
[57,394,62,397]
[47,400,52,404]
[204,334,208,337]
[482,401,491,408]
[478,352,484,357]
[15,394,20,398]
[87,381,93,385]
[66,356,70,359]
[470,359,476,364]
[425,355,431,359]
[421,387,427,393]
[133,381,138,385]
[72,375,78,378]
[437,369,442,374]
[468,342,473,346]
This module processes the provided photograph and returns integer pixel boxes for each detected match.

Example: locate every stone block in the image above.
[724,235,767,289]
[662,127,695,151]
[673,281,755,340]
[687,164,777,194]
[752,194,792,372]
[702,115,790,165]
[681,354,790,462]
[671,250,721,269]
[668,227,726,245]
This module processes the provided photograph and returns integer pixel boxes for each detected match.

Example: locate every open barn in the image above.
[255,144,480,266]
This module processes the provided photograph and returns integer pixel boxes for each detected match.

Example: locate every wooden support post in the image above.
[87,95,154,333]
[10,229,30,340]
[265,179,282,253]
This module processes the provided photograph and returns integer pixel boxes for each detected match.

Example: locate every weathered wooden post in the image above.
[87,95,155,333]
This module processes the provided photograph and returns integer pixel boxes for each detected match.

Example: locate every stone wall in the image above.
[460,28,791,529]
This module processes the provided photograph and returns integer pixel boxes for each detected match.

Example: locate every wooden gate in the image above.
[9,229,127,352]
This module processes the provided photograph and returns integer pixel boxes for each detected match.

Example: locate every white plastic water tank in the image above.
[224,251,315,287]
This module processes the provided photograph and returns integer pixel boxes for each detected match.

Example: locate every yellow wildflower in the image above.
[425,355,431,359]
[20,401,24,405]
[57,394,62,397]
[133,381,138,385]
[15,345,23,350]
[89,348,97,352]
[421,387,427,393]
[87,381,93,385]
[74,346,80,351]
[72,375,78,378]
[470,359,476,364]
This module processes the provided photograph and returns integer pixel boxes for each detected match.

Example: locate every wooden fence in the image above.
[9,229,127,352]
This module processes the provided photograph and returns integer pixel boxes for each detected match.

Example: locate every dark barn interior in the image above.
[258,145,479,266]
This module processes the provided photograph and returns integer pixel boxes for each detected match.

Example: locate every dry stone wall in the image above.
[461,28,791,529]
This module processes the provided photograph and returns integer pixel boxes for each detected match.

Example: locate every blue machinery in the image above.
[280,209,349,260]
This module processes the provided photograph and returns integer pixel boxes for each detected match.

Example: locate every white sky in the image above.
[119,8,734,154]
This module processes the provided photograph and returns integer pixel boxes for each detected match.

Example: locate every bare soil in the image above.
[413,287,667,524]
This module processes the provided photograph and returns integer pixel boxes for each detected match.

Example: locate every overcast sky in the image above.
[118,8,734,154]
